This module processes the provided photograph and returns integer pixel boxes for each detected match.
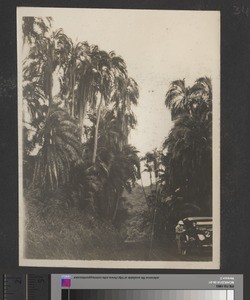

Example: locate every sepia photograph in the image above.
[17,7,220,268]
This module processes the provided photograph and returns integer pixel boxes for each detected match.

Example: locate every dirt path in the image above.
[116,184,212,262]
[104,239,212,262]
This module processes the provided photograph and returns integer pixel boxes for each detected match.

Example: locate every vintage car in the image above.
[178,216,212,255]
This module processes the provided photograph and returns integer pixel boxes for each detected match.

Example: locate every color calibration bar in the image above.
[61,289,234,300]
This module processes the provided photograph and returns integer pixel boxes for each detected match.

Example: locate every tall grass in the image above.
[24,188,123,260]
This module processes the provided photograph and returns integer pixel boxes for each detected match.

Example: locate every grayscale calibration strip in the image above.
[51,274,243,300]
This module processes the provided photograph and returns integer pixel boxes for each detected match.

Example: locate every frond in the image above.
[109,51,127,76]
[33,105,82,191]
[165,79,187,118]
[190,77,212,105]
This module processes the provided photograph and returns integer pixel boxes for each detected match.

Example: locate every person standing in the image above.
[175,220,186,255]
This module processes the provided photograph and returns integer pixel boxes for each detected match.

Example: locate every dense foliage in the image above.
[164,77,212,209]
[22,17,213,256]
[22,17,140,223]
[141,77,213,238]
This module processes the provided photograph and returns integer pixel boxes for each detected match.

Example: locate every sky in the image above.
[51,9,220,155]
[18,8,220,185]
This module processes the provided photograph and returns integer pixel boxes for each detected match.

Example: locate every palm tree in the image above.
[85,106,140,220]
[165,79,189,120]
[22,17,141,220]
[163,98,212,211]
[23,21,71,109]
[61,41,98,143]
[91,49,128,164]
[141,151,160,189]
[59,40,82,116]
[23,19,80,193]
[78,72,94,143]
[33,104,82,192]
[22,17,52,45]
[22,17,52,125]
[111,76,139,149]
[165,77,212,121]
[108,144,140,222]
[190,77,212,107]
[96,109,124,152]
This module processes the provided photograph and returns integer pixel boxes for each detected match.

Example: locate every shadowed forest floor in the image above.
[24,184,212,262]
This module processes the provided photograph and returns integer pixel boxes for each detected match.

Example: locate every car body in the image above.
[177,217,212,255]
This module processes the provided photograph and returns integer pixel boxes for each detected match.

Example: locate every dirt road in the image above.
[109,239,212,262]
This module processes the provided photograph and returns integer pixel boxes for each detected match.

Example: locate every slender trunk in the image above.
[112,190,121,223]
[153,158,158,181]
[79,79,90,142]
[148,206,157,259]
[79,89,85,143]
[80,103,87,143]
[48,48,53,101]
[78,81,88,143]
[148,180,160,259]
[92,94,103,164]
[71,73,75,118]
[149,171,153,191]
[65,94,69,114]
[46,50,53,117]
[46,71,53,117]
[140,176,148,203]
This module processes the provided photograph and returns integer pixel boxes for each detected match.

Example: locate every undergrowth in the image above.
[24,188,123,260]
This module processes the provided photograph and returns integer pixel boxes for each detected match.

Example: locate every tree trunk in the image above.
[71,73,75,118]
[140,177,148,204]
[148,207,157,258]
[48,53,53,104]
[79,86,88,143]
[46,69,53,117]
[112,190,121,224]
[150,172,153,190]
[80,103,87,143]
[92,94,103,164]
